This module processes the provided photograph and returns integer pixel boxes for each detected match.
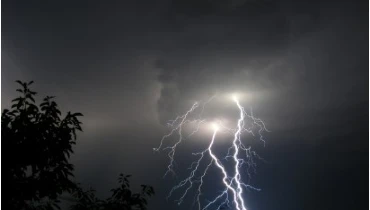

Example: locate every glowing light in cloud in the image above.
[154,93,268,210]
[232,94,238,102]
[211,122,220,131]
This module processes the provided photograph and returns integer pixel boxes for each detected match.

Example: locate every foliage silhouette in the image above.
[2,81,83,209]
[2,81,155,210]
[70,174,155,210]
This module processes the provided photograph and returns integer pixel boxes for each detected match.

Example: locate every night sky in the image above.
[2,1,368,210]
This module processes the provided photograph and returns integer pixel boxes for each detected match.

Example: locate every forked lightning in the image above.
[154,94,268,210]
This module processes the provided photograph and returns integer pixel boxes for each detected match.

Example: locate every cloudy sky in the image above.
[2,0,368,210]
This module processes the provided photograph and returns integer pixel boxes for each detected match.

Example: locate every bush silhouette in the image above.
[71,174,155,210]
[2,81,154,210]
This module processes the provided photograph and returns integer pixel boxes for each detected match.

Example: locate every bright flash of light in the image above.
[211,122,220,131]
[232,94,238,102]
[154,94,269,210]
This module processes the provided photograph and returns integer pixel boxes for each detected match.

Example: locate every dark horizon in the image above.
[2,1,369,210]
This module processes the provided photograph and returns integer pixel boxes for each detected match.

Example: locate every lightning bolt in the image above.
[154,94,268,210]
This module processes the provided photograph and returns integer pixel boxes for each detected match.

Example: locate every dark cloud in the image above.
[155,1,367,133]
[2,0,368,210]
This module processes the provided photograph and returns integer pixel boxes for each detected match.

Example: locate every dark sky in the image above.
[2,0,368,210]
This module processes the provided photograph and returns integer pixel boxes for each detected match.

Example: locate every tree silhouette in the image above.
[2,81,155,210]
[2,81,83,209]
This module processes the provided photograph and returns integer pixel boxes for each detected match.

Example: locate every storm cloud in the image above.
[2,0,368,210]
